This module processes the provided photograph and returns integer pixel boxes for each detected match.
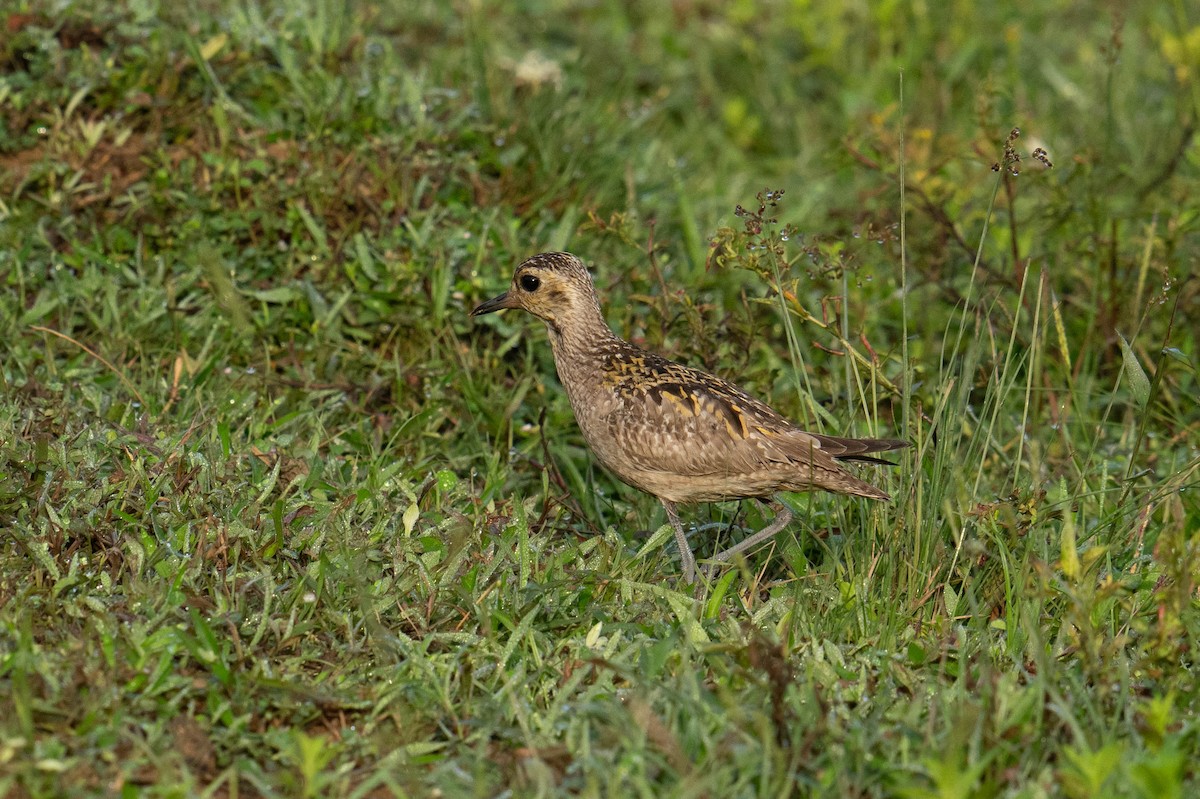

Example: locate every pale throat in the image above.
[543,301,614,354]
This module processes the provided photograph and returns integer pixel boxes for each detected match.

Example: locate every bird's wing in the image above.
[600,352,845,478]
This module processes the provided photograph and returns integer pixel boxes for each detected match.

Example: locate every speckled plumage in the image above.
[472,252,906,583]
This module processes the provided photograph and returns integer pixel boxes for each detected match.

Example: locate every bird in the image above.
[472,252,907,584]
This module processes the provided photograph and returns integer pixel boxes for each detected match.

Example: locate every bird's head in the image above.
[471,252,602,334]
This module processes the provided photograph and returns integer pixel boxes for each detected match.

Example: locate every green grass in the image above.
[1,1,1198,796]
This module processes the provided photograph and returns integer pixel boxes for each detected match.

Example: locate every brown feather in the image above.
[473,252,908,580]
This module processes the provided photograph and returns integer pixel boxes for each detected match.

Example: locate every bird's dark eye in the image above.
[519,274,540,292]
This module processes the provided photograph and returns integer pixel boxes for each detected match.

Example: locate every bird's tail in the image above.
[812,434,907,500]
[813,434,908,466]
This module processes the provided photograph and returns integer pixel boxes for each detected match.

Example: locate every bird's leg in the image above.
[705,500,794,571]
[661,500,697,584]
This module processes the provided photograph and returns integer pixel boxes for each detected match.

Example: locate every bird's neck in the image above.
[543,305,623,390]
[546,319,620,357]
[542,297,618,355]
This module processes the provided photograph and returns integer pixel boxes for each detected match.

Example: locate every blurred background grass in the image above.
[1,1,1197,796]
